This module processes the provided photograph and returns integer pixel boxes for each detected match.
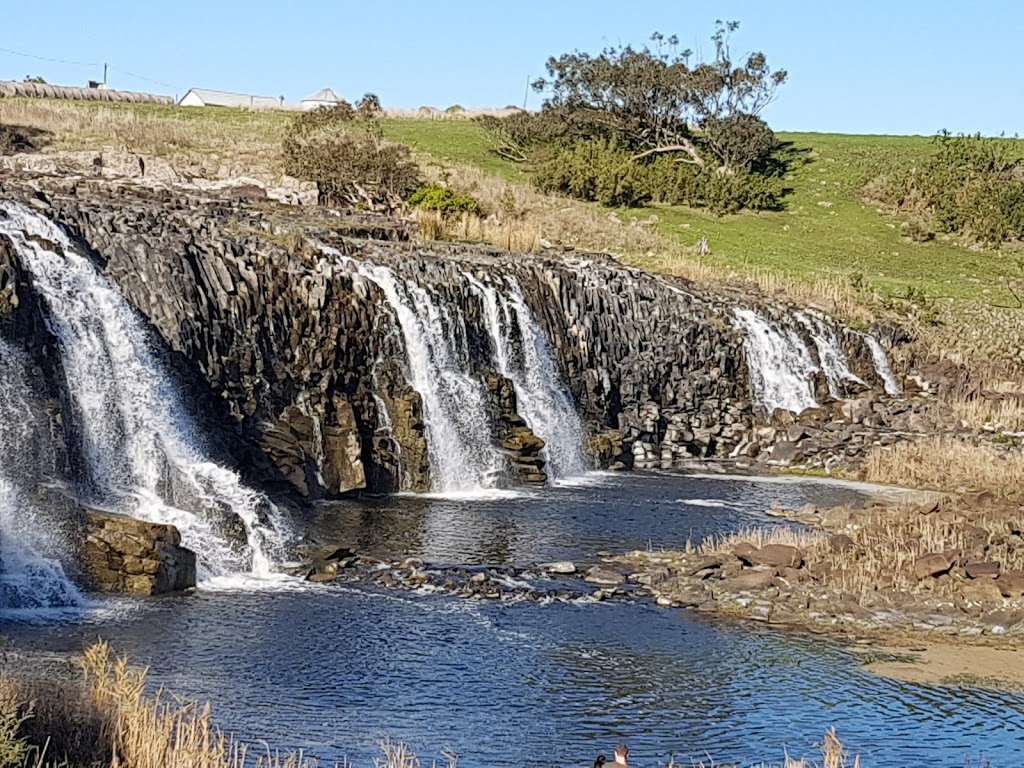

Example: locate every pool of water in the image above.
[5,473,1022,768]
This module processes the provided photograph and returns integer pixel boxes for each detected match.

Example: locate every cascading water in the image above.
[466,273,588,479]
[350,261,506,493]
[0,339,84,612]
[733,308,819,414]
[0,202,288,580]
[795,312,864,398]
[736,306,902,414]
[860,333,902,396]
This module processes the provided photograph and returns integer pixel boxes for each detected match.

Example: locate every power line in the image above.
[0,46,100,69]
[0,46,178,92]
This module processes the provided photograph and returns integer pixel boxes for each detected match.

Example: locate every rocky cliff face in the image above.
[0,177,903,501]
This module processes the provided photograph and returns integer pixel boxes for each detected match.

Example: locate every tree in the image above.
[530,22,787,171]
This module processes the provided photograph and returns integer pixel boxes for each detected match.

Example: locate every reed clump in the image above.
[691,496,1024,597]
[862,436,1024,497]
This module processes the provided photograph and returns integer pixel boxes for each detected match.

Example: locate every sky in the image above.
[1,0,1022,136]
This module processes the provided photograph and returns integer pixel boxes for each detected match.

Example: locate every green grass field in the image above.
[377,119,1022,305]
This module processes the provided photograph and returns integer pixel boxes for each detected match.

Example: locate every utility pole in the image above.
[522,75,530,110]
[103,62,108,86]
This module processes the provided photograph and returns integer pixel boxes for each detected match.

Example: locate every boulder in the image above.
[82,509,196,595]
[732,542,758,565]
[584,566,626,586]
[748,544,805,569]
[720,568,775,591]
[964,561,1001,579]
[996,571,1024,598]
[830,533,856,553]
[913,552,957,580]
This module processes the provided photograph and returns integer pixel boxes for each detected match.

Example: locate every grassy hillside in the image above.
[2,99,1021,315]
[380,119,1020,306]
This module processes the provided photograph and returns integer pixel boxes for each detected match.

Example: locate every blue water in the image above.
[6,473,1021,768]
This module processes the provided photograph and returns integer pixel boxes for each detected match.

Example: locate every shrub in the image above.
[866,132,1024,245]
[535,139,784,212]
[536,140,649,207]
[282,105,420,209]
[408,184,483,216]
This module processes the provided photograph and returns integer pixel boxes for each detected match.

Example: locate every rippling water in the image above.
[7,473,1023,768]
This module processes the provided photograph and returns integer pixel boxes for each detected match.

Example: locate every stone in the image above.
[960,524,991,551]
[840,398,873,424]
[543,561,577,575]
[732,542,758,565]
[960,580,1004,603]
[996,571,1024,598]
[719,568,775,591]
[964,561,1001,579]
[584,566,626,586]
[82,509,196,595]
[914,552,957,580]
[748,544,805,568]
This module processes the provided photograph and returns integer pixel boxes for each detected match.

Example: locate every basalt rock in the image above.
[0,177,919,494]
[82,509,196,595]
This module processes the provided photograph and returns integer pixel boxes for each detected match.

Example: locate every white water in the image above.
[0,339,84,612]
[351,261,506,492]
[466,273,588,479]
[795,312,864,398]
[0,202,288,580]
[733,308,819,414]
[861,333,902,396]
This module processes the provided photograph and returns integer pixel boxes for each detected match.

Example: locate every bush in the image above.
[536,140,650,207]
[408,184,483,216]
[282,105,420,209]
[867,132,1024,245]
[535,139,784,212]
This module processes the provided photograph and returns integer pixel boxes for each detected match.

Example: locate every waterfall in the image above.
[861,333,902,396]
[0,339,84,612]
[351,261,506,492]
[795,312,864,398]
[0,202,288,580]
[733,308,819,414]
[466,273,588,479]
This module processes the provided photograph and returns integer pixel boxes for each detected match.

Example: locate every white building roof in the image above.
[180,88,282,109]
[302,87,342,103]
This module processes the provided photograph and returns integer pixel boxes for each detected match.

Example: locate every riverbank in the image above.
[619,491,1024,684]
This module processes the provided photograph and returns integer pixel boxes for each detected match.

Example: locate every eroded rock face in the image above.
[82,509,196,595]
[0,177,918,493]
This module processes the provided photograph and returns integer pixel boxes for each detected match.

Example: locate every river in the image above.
[6,472,1024,768]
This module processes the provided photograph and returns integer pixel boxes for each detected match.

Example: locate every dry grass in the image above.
[693,526,828,556]
[421,163,878,323]
[688,497,1024,596]
[0,99,286,171]
[5,641,444,768]
[950,394,1024,433]
[862,437,1024,496]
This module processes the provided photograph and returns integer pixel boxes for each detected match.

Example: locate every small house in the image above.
[301,88,344,110]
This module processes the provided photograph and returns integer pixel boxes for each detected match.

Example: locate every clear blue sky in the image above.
[2,0,1021,136]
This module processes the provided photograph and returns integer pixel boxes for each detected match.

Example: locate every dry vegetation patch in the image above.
[862,437,1024,497]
